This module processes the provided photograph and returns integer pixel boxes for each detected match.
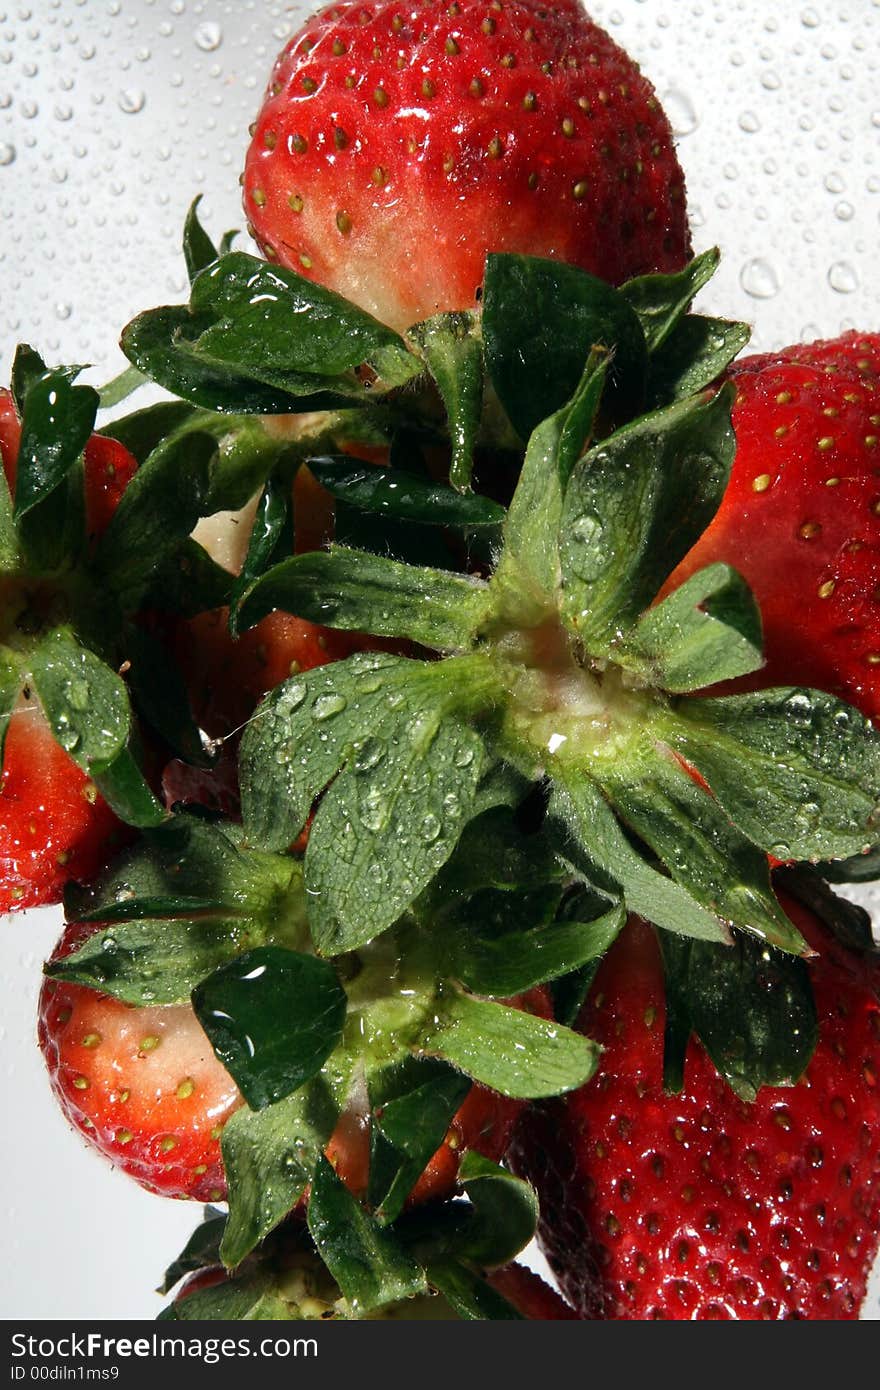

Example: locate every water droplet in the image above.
[194,21,223,52]
[454,746,475,769]
[277,681,307,716]
[353,738,385,773]
[662,88,698,137]
[801,6,820,26]
[117,88,145,115]
[740,257,780,300]
[738,110,761,134]
[572,512,603,546]
[0,142,14,166]
[55,302,71,320]
[314,692,347,721]
[828,261,859,294]
[359,786,389,833]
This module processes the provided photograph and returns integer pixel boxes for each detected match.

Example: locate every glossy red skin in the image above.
[511,900,880,1320]
[39,922,242,1202]
[243,0,691,331]
[0,389,138,913]
[665,333,880,721]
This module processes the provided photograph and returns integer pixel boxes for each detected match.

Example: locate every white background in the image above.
[1,0,879,1319]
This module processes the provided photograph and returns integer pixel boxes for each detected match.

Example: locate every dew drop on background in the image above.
[0,0,879,1322]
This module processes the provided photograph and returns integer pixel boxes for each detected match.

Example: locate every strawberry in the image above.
[665,332,880,721]
[242,0,691,330]
[0,383,142,914]
[510,896,880,1319]
[40,898,548,1208]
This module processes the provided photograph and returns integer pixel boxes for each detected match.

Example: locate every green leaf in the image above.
[601,751,807,954]
[425,807,565,902]
[408,312,484,491]
[121,305,321,415]
[91,743,168,829]
[124,622,211,766]
[551,776,729,944]
[559,385,737,651]
[662,688,880,862]
[158,1211,227,1294]
[426,1260,524,1320]
[447,901,625,996]
[306,455,505,528]
[495,352,608,616]
[455,1152,538,1269]
[660,931,818,1101]
[421,992,599,1099]
[142,538,233,618]
[10,343,48,413]
[775,863,878,955]
[305,704,487,953]
[220,1080,338,1267]
[368,1057,472,1224]
[28,627,130,772]
[482,253,646,439]
[99,399,201,462]
[620,248,720,354]
[190,253,420,397]
[814,846,880,886]
[14,367,98,519]
[193,947,347,1111]
[229,480,290,634]
[58,818,306,1003]
[622,562,764,692]
[169,1272,291,1321]
[183,195,219,282]
[649,315,751,405]
[0,652,20,763]
[307,1155,427,1316]
[238,546,494,651]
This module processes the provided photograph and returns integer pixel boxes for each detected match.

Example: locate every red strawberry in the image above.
[39,923,242,1202]
[242,0,691,330]
[510,898,880,1319]
[41,914,547,1206]
[0,388,139,915]
[665,332,880,721]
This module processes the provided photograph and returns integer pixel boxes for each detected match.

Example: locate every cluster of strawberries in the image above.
[4,1,880,1320]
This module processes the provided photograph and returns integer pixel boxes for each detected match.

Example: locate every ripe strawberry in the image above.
[243,0,691,330]
[40,914,545,1206]
[510,898,880,1319]
[0,387,139,915]
[665,332,880,721]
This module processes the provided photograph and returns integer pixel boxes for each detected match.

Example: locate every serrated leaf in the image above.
[238,546,494,652]
[494,352,608,617]
[307,1155,427,1316]
[662,688,880,863]
[660,931,818,1101]
[368,1057,472,1224]
[446,901,625,996]
[183,195,219,282]
[306,455,505,528]
[57,818,305,1003]
[622,562,764,692]
[482,253,646,439]
[550,776,728,944]
[421,992,599,1099]
[14,367,98,519]
[158,1211,227,1294]
[220,1080,338,1267]
[426,1260,523,1320]
[601,751,807,954]
[190,254,421,397]
[305,705,486,953]
[29,627,130,772]
[408,312,484,491]
[558,385,737,652]
[193,947,347,1111]
[620,248,720,354]
[649,315,751,404]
